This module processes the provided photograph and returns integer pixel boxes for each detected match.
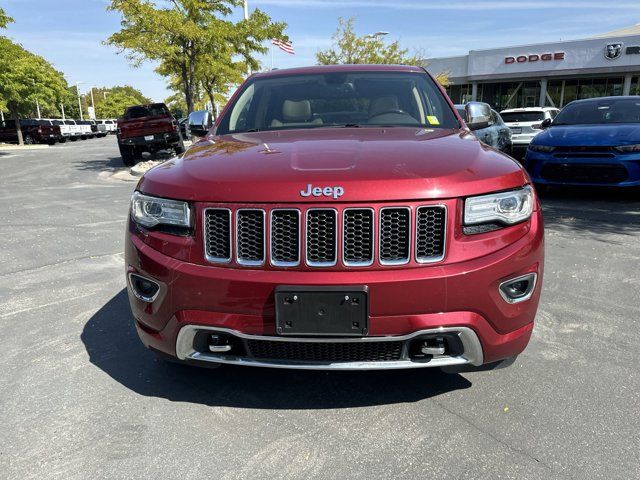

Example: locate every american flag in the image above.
[272,38,295,54]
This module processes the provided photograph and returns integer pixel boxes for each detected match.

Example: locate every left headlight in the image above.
[464,186,534,227]
[130,191,191,228]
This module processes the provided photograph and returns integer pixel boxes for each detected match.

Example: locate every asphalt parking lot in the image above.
[1,136,639,480]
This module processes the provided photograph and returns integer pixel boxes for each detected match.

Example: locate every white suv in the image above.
[499,107,559,153]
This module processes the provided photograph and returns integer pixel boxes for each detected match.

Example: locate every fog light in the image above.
[499,273,537,304]
[128,273,160,302]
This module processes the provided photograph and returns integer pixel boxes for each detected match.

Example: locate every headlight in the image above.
[528,144,555,152]
[614,144,640,152]
[131,191,191,228]
[464,186,534,226]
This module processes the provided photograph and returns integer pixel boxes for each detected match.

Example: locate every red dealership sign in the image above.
[504,52,565,64]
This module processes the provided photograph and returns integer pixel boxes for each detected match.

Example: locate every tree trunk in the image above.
[9,106,23,146]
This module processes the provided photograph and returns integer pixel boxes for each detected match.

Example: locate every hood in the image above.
[139,128,528,203]
[533,124,640,147]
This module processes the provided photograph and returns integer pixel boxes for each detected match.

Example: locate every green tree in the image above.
[317,17,421,65]
[0,37,69,144]
[106,0,287,114]
[317,17,449,86]
[96,90,149,118]
[82,85,150,118]
[0,7,13,29]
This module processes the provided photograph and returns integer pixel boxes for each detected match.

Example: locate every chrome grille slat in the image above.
[306,209,337,267]
[343,208,374,266]
[204,205,446,267]
[379,207,411,265]
[270,209,300,267]
[416,206,446,263]
[204,208,232,263]
[236,209,265,266]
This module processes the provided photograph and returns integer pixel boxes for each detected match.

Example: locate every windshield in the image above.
[216,71,459,135]
[500,111,545,123]
[553,98,640,125]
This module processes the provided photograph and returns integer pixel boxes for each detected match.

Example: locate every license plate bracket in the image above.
[275,286,369,336]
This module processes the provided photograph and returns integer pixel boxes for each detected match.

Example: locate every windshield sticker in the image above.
[427,115,440,125]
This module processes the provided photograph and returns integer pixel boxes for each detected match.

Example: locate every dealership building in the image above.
[424,25,640,111]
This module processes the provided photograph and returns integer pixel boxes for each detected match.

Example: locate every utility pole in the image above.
[76,81,84,120]
[32,79,41,119]
[90,87,96,119]
[244,1,252,76]
[61,103,66,120]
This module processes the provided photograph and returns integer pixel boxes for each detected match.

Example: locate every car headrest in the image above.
[282,100,312,122]
[369,96,399,116]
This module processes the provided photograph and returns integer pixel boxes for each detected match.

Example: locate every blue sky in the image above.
[3,0,640,101]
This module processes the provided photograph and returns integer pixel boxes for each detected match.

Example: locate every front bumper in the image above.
[125,209,543,370]
[525,150,640,187]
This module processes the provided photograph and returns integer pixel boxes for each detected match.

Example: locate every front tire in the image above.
[24,135,35,145]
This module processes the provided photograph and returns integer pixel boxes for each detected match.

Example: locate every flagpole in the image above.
[271,45,274,70]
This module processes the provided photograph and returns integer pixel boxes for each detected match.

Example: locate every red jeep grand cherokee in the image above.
[125,65,544,371]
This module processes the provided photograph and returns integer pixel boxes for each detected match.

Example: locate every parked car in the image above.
[500,107,559,156]
[524,96,640,188]
[126,65,543,371]
[64,120,85,140]
[456,103,512,154]
[77,120,96,139]
[0,118,61,145]
[178,117,189,139]
[117,103,184,166]
[97,119,117,135]
[48,119,71,142]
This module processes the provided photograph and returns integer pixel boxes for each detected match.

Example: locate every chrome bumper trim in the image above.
[175,325,484,370]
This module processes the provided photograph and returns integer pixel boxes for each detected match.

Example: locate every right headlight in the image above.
[464,186,534,227]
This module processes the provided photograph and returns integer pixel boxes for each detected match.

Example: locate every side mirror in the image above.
[541,118,552,129]
[465,102,491,131]
[188,110,212,138]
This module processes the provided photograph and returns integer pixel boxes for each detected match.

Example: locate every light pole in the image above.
[243,1,252,76]
[89,86,96,119]
[32,79,41,119]
[75,81,84,120]
[365,31,389,40]
[61,103,66,120]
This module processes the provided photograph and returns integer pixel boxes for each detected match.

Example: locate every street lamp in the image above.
[89,86,96,120]
[32,79,41,119]
[75,81,84,120]
[365,31,390,39]
[243,1,251,76]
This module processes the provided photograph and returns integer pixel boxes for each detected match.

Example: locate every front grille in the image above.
[270,210,300,266]
[204,205,446,267]
[236,210,264,265]
[416,206,446,262]
[379,208,410,264]
[204,209,231,262]
[541,163,628,184]
[306,209,337,266]
[247,339,403,362]
[552,146,615,159]
[343,209,374,265]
